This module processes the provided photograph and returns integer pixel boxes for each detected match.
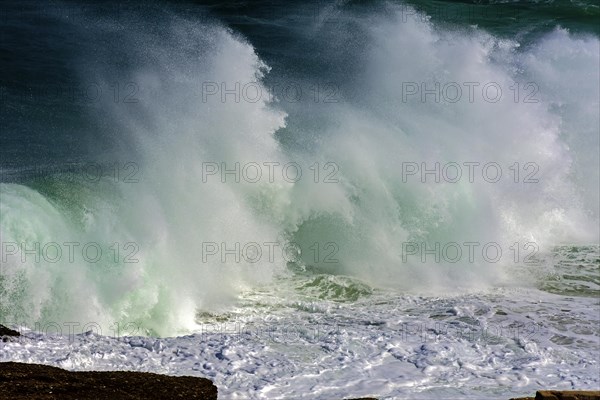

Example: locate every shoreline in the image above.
[2,325,599,399]
[0,361,218,400]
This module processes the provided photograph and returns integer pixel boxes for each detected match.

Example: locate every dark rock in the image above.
[0,362,217,399]
[535,390,600,400]
[0,324,20,338]
[511,391,600,400]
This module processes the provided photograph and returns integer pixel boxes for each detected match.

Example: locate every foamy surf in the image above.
[1,1,598,398]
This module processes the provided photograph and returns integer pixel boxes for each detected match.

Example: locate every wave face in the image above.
[1,1,599,336]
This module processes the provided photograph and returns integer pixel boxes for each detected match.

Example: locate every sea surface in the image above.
[1,1,599,399]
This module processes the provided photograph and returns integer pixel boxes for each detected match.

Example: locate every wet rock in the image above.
[0,324,20,338]
[0,362,217,399]
[511,390,600,400]
[535,391,600,400]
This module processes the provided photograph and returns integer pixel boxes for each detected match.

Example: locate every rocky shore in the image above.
[2,325,599,399]
[0,362,218,399]
[0,324,20,340]
[1,324,218,399]
[511,391,600,400]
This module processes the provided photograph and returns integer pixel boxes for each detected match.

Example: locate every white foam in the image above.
[2,284,598,399]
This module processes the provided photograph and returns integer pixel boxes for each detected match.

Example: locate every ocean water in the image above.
[1,1,599,399]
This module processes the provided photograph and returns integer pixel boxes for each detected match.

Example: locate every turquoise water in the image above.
[1,1,599,398]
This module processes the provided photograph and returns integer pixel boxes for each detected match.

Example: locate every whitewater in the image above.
[1,1,599,399]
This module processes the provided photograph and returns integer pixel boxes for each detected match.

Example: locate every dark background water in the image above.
[1,0,599,176]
